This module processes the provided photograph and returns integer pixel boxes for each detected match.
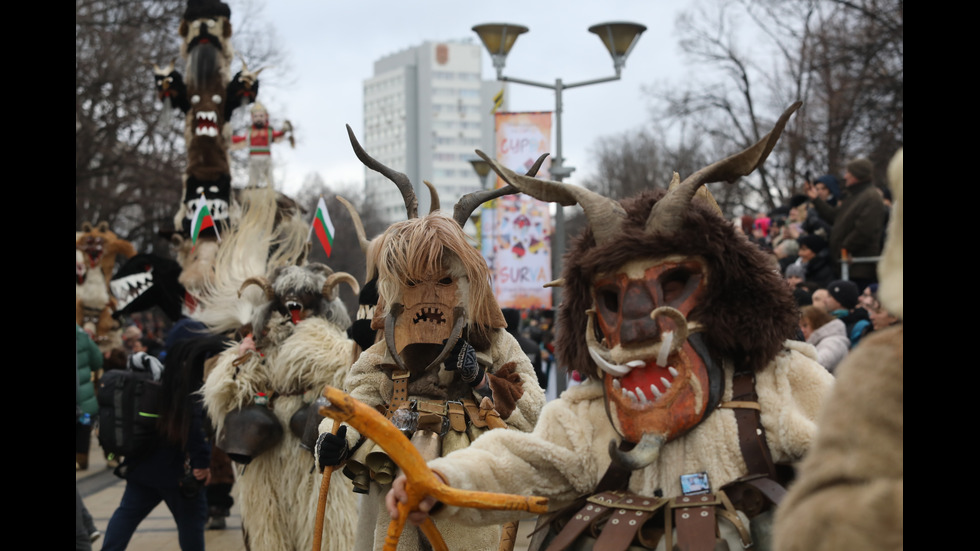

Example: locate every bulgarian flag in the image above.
[310,196,336,257]
[191,193,220,250]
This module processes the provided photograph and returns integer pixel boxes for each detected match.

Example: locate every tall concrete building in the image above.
[363,40,505,222]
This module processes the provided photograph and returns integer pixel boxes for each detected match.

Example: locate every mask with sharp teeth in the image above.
[587,257,722,445]
[387,272,466,373]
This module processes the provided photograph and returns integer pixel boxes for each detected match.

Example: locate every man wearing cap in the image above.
[825,279,872,348]
[805,158,887,290]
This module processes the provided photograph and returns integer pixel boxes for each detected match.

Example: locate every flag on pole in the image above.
[309,196,336,258]
[491,88,504,114]
[190,193,220,251]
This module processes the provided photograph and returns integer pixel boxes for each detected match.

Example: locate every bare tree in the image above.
[76,0,290,254]
[633,0,902,215]
[76,0,186,253]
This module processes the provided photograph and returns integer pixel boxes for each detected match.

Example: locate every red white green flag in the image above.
[191,193,220,250]
[309,196,336,257]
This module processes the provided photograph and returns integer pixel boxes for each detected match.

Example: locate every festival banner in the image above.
[482,111,553,309]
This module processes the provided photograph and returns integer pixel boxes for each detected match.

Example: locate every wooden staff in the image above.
[311,419,341,551]
[317,385,548,551]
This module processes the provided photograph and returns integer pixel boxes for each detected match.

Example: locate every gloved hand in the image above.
[315,425,349,470]
[444,338,483,385]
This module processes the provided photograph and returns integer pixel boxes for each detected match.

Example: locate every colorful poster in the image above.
[482,112,553,309]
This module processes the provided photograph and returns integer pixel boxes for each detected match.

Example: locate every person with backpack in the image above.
[101,331,225,551]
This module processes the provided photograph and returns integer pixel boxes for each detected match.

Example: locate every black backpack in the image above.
[97,354,164,458]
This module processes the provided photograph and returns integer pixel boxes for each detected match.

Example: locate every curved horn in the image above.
[346,124,418,219]
[336,195,371,255]
[452,153,549,227]
[423,181,440,214]
[476,150,627,246]
[322,272,361,301]
[608,433,666,471]
[646,101,802,235]
[239,276,274,300]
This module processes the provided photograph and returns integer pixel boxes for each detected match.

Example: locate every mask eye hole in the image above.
[659,266,701,306]
[600,288,619,313]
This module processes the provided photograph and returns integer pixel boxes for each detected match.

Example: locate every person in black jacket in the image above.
[102,331,227,551]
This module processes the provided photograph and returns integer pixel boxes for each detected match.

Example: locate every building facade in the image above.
[363,40,505,222]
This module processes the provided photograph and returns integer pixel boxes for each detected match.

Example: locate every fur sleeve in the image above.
[756,340,835,464]
[429,382,607,526]
[488,330,546,433]
[200,344,265,435]
[330,342,391,448]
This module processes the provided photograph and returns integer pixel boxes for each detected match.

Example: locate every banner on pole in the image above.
[482,112,553,309]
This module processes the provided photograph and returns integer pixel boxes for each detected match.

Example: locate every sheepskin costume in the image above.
[773,149,903,551]
[203,317,357,551]
[420,104,834,550]
[328,214,545,551]
[342,329,545,551]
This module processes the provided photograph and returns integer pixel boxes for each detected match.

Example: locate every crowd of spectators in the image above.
[738,156,900,374]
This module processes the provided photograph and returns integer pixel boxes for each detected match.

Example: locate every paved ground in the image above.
[77,430,540,550]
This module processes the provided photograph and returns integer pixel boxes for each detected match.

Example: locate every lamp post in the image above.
[472,21,646,307]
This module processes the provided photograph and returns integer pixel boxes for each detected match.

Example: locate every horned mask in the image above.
[480,103,802,469]
[346,124,545,373]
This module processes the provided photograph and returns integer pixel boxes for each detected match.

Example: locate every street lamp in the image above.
[472,21,646,302]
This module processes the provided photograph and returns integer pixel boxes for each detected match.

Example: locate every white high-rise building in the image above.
[363,40,505,222]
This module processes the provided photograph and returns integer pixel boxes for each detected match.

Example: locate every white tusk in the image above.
[657,331,674,366]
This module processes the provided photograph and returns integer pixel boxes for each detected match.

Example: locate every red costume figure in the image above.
[232,102,292,188]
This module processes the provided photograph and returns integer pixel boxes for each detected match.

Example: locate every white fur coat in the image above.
[202,317,358,551]
[427,340,833,548]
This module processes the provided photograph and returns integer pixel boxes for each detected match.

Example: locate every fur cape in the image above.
[558,189,799,378]
[202,317,357,551]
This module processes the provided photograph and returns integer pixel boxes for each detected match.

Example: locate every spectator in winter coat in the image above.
[800,306,850,373]
[807,158,887,289]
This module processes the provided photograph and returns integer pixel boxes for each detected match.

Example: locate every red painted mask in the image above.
[588,257,712,444]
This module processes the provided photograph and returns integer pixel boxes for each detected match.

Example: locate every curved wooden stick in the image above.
[317,385,549,551]
[312,419,340,551]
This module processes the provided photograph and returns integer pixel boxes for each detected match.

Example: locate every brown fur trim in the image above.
[559,190,798,379]
[487,362,524,419]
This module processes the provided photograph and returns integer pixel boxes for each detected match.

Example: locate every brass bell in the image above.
[410,429,442,463]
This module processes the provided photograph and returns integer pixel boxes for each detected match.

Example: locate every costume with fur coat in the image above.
[339,328,545,551]
[430,339,831,546]
[202,318,357,551]
[394,104,834,550]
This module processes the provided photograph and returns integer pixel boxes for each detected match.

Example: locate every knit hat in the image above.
[845,158,873,183]
[814,174,841,199]
[798,234,827,254]
[827,279,859,310]
[785,264,805,279]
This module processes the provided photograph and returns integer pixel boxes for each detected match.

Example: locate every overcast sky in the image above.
[239,0,693,196]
